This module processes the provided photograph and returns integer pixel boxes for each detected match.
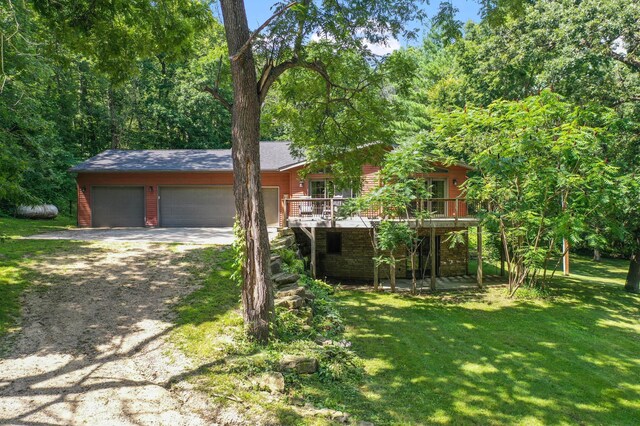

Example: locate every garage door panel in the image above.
[92,186,145,227]
[160,186,279,228]
[160,187,235,227]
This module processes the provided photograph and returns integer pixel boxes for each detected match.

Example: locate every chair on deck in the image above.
[299,196,313,217]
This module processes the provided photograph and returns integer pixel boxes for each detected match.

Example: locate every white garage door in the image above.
[159,186,279,227]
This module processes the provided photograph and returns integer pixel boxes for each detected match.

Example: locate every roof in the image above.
[69,141,302,173]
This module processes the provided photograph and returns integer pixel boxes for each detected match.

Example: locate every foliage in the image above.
[0,2,231,211]
[172,247,364,423]
[274,247,305,275]
[435,90,618,294]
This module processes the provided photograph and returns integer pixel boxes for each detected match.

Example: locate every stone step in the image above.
[275,295,305,309]
[272,272,299,286]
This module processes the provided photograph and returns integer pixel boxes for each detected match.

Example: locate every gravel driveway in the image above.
[25,227,278,245]
[0,242,238,425]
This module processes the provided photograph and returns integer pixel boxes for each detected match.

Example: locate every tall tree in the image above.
[215,0,426,341]
[436,91,618,295]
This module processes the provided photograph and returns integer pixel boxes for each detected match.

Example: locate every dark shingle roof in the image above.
[69,141,303,173]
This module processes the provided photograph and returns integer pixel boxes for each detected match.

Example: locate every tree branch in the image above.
[204,56,232,112]
[230,1,299,62]
[608,49,640,72]
[258,58,364,104]
[203,85,232,112]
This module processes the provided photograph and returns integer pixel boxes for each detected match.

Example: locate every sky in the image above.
[212,1,481,54]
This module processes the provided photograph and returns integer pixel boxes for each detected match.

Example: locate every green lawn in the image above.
[3,216,638,424]
[333,256,640,425]
[171,246,640,425]
[0,216,76,339]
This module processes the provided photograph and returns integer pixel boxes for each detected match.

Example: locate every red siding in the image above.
[76,162,471,227]
[77,171,292,228]
[361,164,381,194]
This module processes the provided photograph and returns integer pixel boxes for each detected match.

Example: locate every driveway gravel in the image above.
[0,242,242,425]
[24,227,278,245]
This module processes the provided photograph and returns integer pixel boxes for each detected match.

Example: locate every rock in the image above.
[275,295,305,310]
[331,412,351,423]
[272,272,299,286]
[357,421,375,426]
[278,228,295,237]
[276,283,300,293]
[280,355,318,374]
[303,289,316,300]
[277,286,306,298]
[271,235,296,250]
[16,204,58,219]
[270,258,283,275]
[270,254,282,263]
[254,372,285,393]
[290,396,305,406]
[297,307,313,325]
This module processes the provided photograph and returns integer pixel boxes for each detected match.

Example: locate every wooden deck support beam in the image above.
[477,226,483,288]
[430,227,436,291]
[300,227,316,279]
[310,227,316,279]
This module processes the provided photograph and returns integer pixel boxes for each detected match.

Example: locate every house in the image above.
[71,141,481,286]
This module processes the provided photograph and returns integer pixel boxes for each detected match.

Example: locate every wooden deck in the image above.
[285,197,478,229]
[287,216,479,228]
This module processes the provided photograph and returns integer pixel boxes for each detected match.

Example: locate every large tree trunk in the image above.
[625,250,640,293]
[220,0,273,343]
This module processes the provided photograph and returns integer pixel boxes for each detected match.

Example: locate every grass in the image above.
[333,255,640,425]
[4,216,637,424]
[0,216,76,339]
[172,242,640,425]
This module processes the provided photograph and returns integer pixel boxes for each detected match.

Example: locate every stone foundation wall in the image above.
[293,227,469,281]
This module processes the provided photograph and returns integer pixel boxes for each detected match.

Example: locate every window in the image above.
[310,180,328,198]
[309,179,357,198]
[326,232,342,254]
[428,179,447,215]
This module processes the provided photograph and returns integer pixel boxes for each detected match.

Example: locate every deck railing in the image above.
[285,197,474,224]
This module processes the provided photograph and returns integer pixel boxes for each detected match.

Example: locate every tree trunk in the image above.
[220,0,273,343]
[593,248,601,262]
[390,256,396,293]
[625,250,640,293]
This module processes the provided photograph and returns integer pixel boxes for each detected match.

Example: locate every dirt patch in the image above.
[0,242,243,425]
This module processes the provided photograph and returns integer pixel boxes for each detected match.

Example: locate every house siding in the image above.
[76,171,292,228]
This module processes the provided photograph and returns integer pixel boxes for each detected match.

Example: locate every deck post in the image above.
[454,198,459,225]
[372,227,380,291]
[283,195,289,228]
[300,227,316,279]
[430,227,436,291]
[330,198,335,227]
[310,227,317,279]
[477,226,483,288]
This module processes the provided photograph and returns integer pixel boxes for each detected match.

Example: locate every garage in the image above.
[92,186,145,227]
[71,142,297,228]
[159,186,279,227]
